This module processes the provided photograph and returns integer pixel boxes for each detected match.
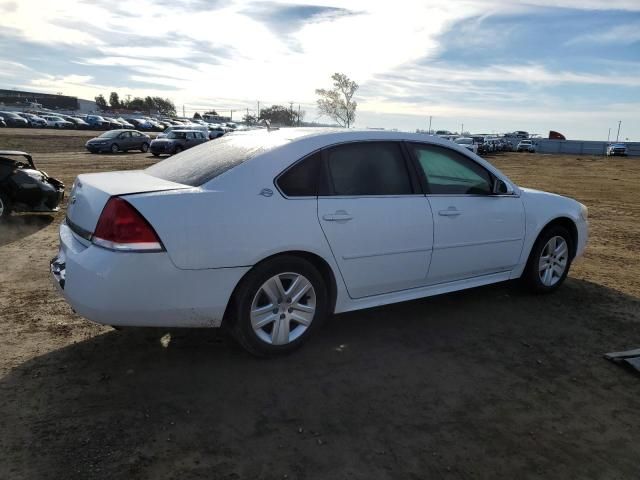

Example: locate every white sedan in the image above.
[51,129,588,355]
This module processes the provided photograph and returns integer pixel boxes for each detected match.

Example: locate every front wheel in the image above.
[521,226,573,293]
[230,256,329,356]
[110,143,119,154]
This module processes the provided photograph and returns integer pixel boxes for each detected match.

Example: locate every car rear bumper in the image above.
[51,222,250,328]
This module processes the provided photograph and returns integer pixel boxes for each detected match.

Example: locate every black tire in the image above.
[152,152,160,157]
[229,255,329,356]
[173,145,183,154]
[110,143,119,154]
[0,191,11,221]
[141,142,149,153]
[521,225,573,293]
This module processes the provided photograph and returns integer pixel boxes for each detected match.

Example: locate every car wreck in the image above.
[0,150,65,220]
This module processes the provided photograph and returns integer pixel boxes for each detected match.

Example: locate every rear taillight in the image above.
[92,197,164,252]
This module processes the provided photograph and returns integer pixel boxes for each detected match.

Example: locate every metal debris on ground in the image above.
[604,348,640,375]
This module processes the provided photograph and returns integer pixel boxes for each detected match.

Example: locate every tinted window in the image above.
[410,144,492,195]
[277,152,320,197]
[326,142,412,196]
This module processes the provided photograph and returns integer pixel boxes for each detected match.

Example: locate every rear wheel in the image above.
[110,143,119,154]
[152,152,160,157]
[0,192,11,220]
[230,256,328,356]
[521,225,573,293]
[141,142,149,153]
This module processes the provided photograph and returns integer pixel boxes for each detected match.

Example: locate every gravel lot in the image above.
[1,128,639,479]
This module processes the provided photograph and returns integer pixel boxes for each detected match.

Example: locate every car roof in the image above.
[0,150,30,156]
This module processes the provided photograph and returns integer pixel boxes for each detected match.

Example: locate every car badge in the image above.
[259,188,274,197]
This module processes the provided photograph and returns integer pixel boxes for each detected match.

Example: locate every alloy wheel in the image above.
[538,236,568,287]
[250,272,316,345]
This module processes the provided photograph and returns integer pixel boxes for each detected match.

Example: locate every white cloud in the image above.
[566,23,640,46]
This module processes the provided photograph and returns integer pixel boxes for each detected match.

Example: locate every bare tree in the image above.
[315,73,358,128]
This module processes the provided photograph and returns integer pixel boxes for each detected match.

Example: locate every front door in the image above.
[407,142,525,284]
[317,141,434,299]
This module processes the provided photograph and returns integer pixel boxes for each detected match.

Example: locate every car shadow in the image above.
[1,279,640,478]
[0,214,53,247]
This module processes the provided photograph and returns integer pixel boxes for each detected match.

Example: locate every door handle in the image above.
[322,210,353,222]
[438,208,461,217]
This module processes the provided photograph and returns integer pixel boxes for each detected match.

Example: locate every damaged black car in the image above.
[0,150,65,220]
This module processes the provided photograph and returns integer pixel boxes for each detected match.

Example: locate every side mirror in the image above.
[492,178,513,195]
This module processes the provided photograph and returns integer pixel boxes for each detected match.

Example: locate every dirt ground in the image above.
[1,128,639,479]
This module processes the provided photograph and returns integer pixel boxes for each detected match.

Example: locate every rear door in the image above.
[407,143,525,284]
[317,141,434,299]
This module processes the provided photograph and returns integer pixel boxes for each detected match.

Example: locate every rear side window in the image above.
[277,152,321,197]
[326,142,412,196]
[146,133,289,187]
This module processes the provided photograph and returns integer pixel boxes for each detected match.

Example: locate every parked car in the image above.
[68,117,90,129]
[85,129,151,153]
[85,115,110,129]
[17,112,48,128]
[150,130,208,156]
[116,118,135,129]
[0,150,64,220]
[208,124,226,139]
[124,118,154,130]
[454,137,478,154]
[0,111,29,128]
[103,117,124,129]
[51,129,588,355]
[606,143,627,156]
[158,124,218,140]
[42,115,73,129]
[517,140,536,152]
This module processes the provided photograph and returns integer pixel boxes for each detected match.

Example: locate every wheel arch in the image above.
[221,250,339,328]
[536,216,578,259]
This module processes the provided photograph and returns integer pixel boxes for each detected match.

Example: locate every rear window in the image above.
[145,132,289,187]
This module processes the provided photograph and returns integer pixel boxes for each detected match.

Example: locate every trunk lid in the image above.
[66,170,189,234]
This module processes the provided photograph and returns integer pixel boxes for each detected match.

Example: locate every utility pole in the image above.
[607,128,611,143]
[298,104,301,126]
[289,102,294,126]
[257,101,260,119]
[182,105,185,117]
[428,116,432,134]
[461,123,464,135]
[230,109,233,121]
[616,120,621,142]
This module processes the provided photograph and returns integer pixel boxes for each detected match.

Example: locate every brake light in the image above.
[92,197,164,252]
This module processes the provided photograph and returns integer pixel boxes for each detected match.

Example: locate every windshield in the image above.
[455,138,473,145]
[146,132,288,186]
[98,131,122,138]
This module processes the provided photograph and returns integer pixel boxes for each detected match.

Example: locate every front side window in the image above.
[326,142,412,196]
[410,144,493,195]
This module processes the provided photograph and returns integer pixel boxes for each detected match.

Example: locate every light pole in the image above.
[428,116,432,133]
[616,120,621,142]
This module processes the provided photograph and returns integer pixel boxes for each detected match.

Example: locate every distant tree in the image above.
[94,94,108,111]
[193,112,202,119]
[259,104,303,126]
[109,92,120,109]
[127,97,146,111]
[315,72,358,128]
[204,110,218,116]
[152,97,177,116]
[243,113,257,125]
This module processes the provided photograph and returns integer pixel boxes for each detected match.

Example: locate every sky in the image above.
[0,0,638,140]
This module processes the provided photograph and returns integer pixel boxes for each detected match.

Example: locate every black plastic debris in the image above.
[604,349,640,375]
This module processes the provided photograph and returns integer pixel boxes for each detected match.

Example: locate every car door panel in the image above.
[318,197,433,298]
[427,196,524,283]
[316,141,434,299]
[407,142,525,284]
